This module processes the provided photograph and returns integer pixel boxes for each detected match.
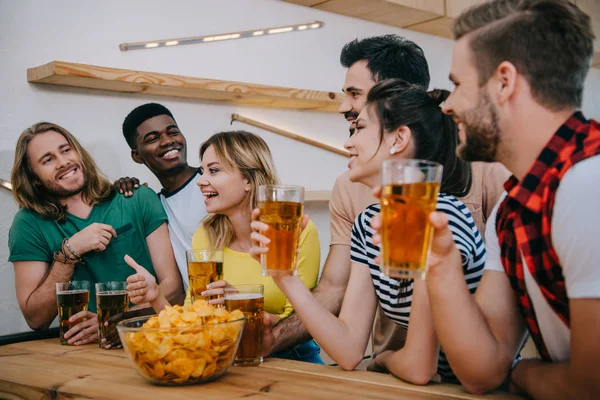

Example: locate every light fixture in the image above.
[119,21,324,51]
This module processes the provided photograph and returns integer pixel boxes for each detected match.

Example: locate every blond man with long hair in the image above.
[8,122,183,345]
[125,130,323,363]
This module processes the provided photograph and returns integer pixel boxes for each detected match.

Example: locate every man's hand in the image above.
[100,307,156,349]
[125,255,159,304]
[67,223,117,256]
[113,176,147,198]
[263,312,280,357]
[63,311,98,345]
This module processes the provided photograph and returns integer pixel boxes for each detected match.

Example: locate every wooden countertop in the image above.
[0,339,521,399]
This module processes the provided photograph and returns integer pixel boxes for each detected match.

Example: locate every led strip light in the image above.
[120,21,324,51]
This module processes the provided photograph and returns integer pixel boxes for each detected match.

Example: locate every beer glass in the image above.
[380,159,443,279]
[56,281,90,345]
[224,284,264,366]
[186,249,223,303]
[258,185,304,276]
[96,282,129,349]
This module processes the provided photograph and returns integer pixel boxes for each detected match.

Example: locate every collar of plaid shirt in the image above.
[496,111,600,361]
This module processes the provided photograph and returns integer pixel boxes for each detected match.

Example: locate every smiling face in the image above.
[443,38,502,162]
[131,114,188,175]
[197,144,251,215]
[27,130,86,198]
[338,60,377,135]
[344,105,394,186]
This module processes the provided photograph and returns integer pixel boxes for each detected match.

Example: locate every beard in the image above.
[457,91,502,162]
[40,164,87,199]
[41,176,87,199]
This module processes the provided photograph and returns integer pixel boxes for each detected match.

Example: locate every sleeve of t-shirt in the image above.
[552,155,600,299]
[8,210,53,263]
[329,177,354,246]
[279,220,321,319]
[134,186,168,237]
[482,163,511,221]
[350,211,370,267]
[483,193,507,272]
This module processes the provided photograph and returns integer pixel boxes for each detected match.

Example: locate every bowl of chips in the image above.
[117,300,245,385]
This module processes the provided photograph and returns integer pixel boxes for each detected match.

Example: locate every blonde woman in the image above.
[126,130,323,363]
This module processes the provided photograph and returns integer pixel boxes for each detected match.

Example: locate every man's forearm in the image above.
[427,267,513,393]
[511,359,569,400]
[270,282,345,354]
[25,260,75,330]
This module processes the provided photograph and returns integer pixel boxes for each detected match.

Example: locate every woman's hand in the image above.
[249,208,310,263]
[63,311,98,345]
[201,280,234,306]
[125,254,159,304]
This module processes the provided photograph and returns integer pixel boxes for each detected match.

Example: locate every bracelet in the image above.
[53,251,79,265]
[64,238,82,260]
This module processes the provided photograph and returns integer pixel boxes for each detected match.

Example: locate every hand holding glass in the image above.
[380,159,442,279]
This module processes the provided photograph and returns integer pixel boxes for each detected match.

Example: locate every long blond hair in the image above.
[11,122,115,222]
[199,130,278,249]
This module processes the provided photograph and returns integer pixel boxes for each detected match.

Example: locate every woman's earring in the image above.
[389,147,398,155]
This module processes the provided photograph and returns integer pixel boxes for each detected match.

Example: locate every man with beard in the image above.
[264,35,510,369]
[8,122,183,344]
[121,103,206,289]
[397,0,600,397]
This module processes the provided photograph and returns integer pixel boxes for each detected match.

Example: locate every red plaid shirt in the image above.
[496,112,600,361]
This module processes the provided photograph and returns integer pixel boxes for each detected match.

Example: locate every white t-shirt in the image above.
[158,170,206,290]
[485,155,600,361]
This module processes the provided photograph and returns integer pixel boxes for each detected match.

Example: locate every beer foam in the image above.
[97,290,128,296]
[57,289,89,295]
[225,293,263,300]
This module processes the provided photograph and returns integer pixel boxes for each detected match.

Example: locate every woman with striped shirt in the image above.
[250,79,485,384]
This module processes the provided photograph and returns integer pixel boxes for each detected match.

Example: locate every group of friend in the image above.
[8,1,600,398]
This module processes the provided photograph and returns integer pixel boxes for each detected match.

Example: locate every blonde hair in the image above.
[199,130,278,249]
[11,122,115,222]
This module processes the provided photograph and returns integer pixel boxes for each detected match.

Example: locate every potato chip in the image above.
[121,300,245,385]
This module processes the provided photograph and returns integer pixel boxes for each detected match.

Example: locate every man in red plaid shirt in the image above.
[372,0,599,398]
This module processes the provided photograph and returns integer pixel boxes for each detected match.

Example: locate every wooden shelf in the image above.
[27,61,343,112]
[284,0,600,69]
[306,190,332,202]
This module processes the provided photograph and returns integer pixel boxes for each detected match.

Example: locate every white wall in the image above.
[1,0,599,336]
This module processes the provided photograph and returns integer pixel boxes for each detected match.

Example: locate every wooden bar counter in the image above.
[0,339,521,399]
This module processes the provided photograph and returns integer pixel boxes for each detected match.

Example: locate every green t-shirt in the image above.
[8,186,167,312]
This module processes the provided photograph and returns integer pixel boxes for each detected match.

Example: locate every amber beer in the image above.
[96,282,129,349]
[225,285,264,366]
[186,250,223,303]
[258,185,304,276]
[380,160,443,279]
[56,281,90,345]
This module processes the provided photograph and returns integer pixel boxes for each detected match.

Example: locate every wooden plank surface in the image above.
[314,0,444,29]
[27,61,343,112]
[231,113,348,157]
[0,339,522,400]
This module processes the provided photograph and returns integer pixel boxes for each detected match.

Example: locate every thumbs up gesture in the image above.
[125,254,159,305]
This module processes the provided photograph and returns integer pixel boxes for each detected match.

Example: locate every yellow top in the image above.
[184,220,320,319]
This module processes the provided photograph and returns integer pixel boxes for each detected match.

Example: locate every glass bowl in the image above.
[117,314,245,385]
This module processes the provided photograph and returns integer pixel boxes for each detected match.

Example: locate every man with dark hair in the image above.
[121,103,205,289]
[8,122,183,344]
[264,34,510,370]
[410,0,600,397]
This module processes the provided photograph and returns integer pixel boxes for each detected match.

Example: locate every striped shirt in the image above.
[350,193,485,382]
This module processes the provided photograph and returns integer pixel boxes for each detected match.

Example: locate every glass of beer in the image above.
[224,284,264,366]
[186,249,223,303]
[380,159,443,279]
[56,281,91,345]
[96,282,129,349]
[258,185,304,276]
